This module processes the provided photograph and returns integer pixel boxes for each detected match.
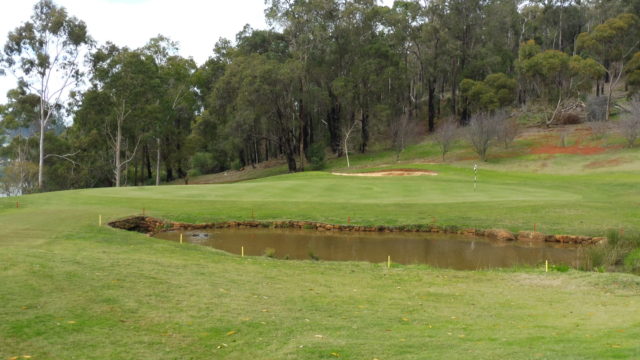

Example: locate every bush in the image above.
[230,159,243,171]
[551,264,570,272]
[187,169,202,178]
[624,249,640,273]
[587,121,609,139]
[263,248,276,258]
[307,143,326,170]
[190,152,216,175]
[586,96,608,122]
[619,97,640,147]
[557,112,582,125]
[579,230,640,272]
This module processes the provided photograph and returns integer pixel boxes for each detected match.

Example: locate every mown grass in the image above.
[1,166,640,358]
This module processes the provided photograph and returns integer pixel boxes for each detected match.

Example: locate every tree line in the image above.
[2,0,640,193]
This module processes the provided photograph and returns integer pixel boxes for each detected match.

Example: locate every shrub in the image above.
[579,230,640,272]
[586,96,608,122]
[190,152,216,175]
[187,169,202,178]
[587,121,609,139]
[551,264,570,272]
[619,97,640,147]
[230,159,243,171]
[263,248,276,258]
[467,111,503,161]
[434,119,457,160]
[557,112,582,125]
[496,116,519,149]
[307,143,326,170]
[624,249,640,273]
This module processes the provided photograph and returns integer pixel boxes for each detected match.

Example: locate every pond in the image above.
[155,228,582,270]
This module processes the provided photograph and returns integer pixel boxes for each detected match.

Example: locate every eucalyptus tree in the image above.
[577,13,640,120]
[1,0,92,190]
[143,36,197,184]
[86,44,160,187]
[266,0,336,166]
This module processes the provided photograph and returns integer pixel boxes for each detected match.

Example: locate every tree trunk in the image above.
[166,165,173,182]
[427,79,436,133]
[327,91,342,155]
[115,119,122,188]
[38,119,45,190]
[360,109,369,153]
[345,136,351,168]
[155,137,161,186]
[298,99,305,171]
[145,144,152,180]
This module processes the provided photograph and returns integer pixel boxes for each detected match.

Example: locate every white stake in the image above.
[474,163,478,191]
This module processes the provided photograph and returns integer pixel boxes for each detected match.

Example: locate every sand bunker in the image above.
[332,169,438,177]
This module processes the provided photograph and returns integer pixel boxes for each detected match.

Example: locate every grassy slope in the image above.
[55,164,640,236]
[1,167,640,359]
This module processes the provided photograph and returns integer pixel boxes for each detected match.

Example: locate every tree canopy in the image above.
[1,0,639,192]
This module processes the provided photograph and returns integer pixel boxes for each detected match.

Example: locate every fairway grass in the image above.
[1,166,640,359]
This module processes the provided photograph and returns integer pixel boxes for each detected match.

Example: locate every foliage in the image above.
[307,143,326,170]
[189,152,216,175]
[618,97,640,147]
[433,119,457,161]
[0,158,38,196]
[580,230,640,272]
[2,1,640,190]
[1,0,92,190]
[624,248,640,273]
[586,96,608,123]
[496,116,519,149]
[467,111,503,161]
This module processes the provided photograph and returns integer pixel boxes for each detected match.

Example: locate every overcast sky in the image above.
[0,0,392,104]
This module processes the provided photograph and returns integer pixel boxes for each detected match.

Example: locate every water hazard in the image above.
[155,228,581,270]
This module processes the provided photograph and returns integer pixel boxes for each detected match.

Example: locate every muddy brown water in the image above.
[154,228,581,270]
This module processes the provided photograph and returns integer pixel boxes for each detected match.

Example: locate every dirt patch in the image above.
[584,157,629,169]
[332,169,438,177]
[530,145,607,156]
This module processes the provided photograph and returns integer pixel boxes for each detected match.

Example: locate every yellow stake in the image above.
[387,255,391,269]
[241,246,244,257]
[545,260,548,273]
[180,233,183,244]
[99,214,102,226]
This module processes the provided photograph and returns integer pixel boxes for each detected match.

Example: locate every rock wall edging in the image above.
[108,216,606,245]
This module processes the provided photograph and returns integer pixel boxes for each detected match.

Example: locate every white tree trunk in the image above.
[115,120,122,188]
[38,119,45,190]
[606,63,625,121]
[345,137,350,168]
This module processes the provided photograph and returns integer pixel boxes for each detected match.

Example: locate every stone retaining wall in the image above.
[108,216,606,245]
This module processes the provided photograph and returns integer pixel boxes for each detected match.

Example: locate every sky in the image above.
[0,0,384,105]
[0,0,395,104]
[0,0,269,103]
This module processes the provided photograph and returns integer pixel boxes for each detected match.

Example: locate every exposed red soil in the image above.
[584,157,629,169]
[530,145,607,155]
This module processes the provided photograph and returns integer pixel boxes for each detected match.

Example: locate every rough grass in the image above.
[183,124,640,186]
[1,167,640,358]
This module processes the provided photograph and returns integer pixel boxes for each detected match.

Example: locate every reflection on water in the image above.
[155,228,580,270]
